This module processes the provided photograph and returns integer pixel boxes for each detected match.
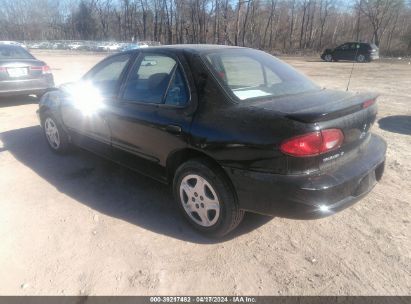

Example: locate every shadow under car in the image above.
[378,115,411,135]
[0,125,272,243]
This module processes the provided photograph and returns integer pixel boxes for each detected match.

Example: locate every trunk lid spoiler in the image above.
[250,89,378,123]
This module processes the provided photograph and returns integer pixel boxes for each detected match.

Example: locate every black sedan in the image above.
[37,45,386,237]
[0,44,54,97]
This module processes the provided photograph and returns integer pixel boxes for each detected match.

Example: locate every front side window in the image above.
[338,43,349,50]
[204,49,319,101]
[88,54,131,95]
[123,54,189,105]
[91,54,130,82]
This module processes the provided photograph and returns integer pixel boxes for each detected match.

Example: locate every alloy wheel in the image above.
[44,117,60,149]
[179,174,221,227]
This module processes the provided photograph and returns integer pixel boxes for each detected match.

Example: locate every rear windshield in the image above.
[203,49,320,101]
[0,45,34,59]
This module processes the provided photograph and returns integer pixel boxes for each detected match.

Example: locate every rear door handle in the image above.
[166,125,182,134]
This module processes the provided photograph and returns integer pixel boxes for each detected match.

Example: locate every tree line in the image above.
[1,0,411,55]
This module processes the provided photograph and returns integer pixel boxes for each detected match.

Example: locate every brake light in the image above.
[362,99,376,108]
[280,129,344,157]
[321,129,344,151]
[30,65,51,74]
[42,65,51,73]
[0,67,6,72]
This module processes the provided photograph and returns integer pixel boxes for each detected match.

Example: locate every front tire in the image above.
[173,159,244,237]
[42,112,70,153]
[324,54,333,62]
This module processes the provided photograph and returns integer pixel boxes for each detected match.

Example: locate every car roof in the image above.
[123,44,245,54]
[0,44,26,50]
[0,42,23,49]
[342,42,371,45]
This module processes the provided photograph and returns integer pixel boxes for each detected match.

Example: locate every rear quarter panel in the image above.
[186,57,315,174]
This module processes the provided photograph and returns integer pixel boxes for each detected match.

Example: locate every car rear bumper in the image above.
[0,75,54,96]
[223,133,386,219]
[370,54,379,60]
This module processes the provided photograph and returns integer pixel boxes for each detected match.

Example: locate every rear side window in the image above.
[358,43,369,50]
[0,45,33,59]
[122,54,189,106]
[204,49,319,101]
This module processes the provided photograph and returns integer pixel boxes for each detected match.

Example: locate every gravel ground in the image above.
[0,50,410,295]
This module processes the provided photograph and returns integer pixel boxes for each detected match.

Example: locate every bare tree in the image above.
[0,0,410,56]
[359,0,403,46]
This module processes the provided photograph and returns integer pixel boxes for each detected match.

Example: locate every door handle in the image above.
[166,125,182,134]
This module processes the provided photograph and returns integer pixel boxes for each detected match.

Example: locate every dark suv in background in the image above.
[321,42,379,63]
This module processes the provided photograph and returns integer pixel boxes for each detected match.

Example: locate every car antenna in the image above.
[346,43,360,91]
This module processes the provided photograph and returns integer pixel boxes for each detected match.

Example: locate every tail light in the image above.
[42,65,51,73]
[30,65,51,74]
[0,67,6,72]
[280,129,344,157]
[362,99,376,108]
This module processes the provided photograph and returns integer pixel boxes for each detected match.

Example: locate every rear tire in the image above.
[356,54,366,63]
[42,111,70,154]
[324,54,333,62]
[173,159,244,237]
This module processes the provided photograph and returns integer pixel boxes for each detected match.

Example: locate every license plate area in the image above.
[7,67,28,77]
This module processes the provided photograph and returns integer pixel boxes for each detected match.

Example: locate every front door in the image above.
[104,52,194,180]
[60,53,133,156]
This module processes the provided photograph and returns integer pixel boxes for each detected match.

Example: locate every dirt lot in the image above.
[0,50,410,295]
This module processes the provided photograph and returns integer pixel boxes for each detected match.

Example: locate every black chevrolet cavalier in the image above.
[37,45,386,237]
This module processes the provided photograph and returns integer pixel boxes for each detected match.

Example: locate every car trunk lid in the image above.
[0,59,47,80]
[249,89,379,173]
[249,89,377,123]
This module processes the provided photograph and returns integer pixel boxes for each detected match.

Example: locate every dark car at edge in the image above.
[37,45,386,237]
[321,42,379,63]
[0,43,54,97]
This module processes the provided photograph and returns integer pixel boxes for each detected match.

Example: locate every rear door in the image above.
[60,53,133,156]
[347,43,360,60]
[104,51,195,179]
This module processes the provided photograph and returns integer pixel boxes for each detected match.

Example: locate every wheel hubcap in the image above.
[325,54,332,61]
[44,117,60,149]
[358,55,365,62]
[179,174,220,227]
